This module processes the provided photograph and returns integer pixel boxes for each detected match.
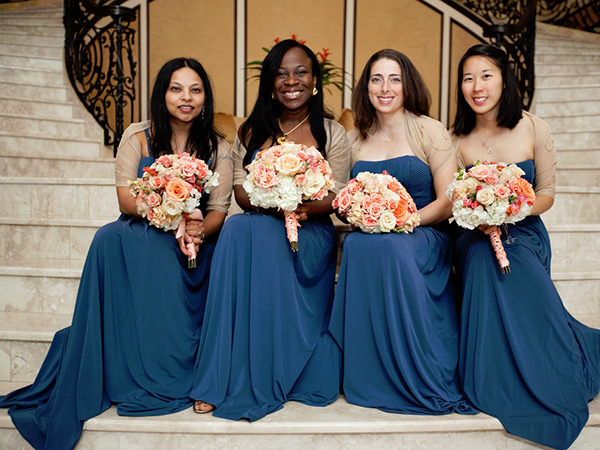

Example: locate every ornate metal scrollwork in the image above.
[538,0,600,33]
[64,0,137,155]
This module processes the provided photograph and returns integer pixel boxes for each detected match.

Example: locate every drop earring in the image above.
[312,87,318,96]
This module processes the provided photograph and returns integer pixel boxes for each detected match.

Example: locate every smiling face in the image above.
[273,47,316,113]
[367,58,404,116]
[461,55,503,118]
[165,67,205,126]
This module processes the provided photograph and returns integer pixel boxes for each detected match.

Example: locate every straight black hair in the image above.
[453,44,523,136]
[240,39,333,166]
[150,57,222,166]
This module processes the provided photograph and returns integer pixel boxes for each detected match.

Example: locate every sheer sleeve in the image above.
[206,138,234,213]
[526,112,556,198]
[114,121,148,187]
[405,112,456,176]
[232,135,248,187]
[324,119,351,193]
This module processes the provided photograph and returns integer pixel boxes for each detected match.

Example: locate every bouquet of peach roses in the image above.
[332,171,420,234]
[446,160,536,273]
[243,141,335,251]
[129,152,219,267]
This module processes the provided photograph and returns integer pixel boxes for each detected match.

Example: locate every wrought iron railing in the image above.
[64,0,137,155]
[538,0,600,33]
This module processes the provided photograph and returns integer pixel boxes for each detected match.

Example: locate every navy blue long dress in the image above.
[454,160,600,449]
[329,156,475,415]
[0,140,217,450]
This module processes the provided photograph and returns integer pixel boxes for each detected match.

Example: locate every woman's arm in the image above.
[416,161,455,226]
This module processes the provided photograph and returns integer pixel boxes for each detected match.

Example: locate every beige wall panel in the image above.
[448,23,482,128]
[149,0,235,115]
[246,0,346,118]
[355,0,442,120]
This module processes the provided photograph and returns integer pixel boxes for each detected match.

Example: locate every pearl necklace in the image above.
[277,114,310,144]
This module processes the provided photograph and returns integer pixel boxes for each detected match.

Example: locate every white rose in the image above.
[302,169,325,197]
[476,188,495,206]
[378,210,397,232]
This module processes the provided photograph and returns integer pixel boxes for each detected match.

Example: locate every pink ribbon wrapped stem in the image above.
[489,225,510,274]
[176,210,204,269]
[284,210,300,252]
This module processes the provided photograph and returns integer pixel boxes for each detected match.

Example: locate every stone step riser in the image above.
[0,183,118,221]
[0,274,80,315]
[0,66,64,85]
[0,33,62,46]
[0,97,73,120]
[0,81,67,101]
[536,64,600,74]
[536,74,600,87]
[0,53,62,70]
[543,115,600,130]
[555,169,600,187]
[0,156,115,178]
[553,131,600,148]
[0,42,62,58]
[556,150,600,166]
[542,191,600,224]
[0,23,63,36]
[0,116,91,140]
[536,53,600,64]
[535,101,600,116]
[534,87,600,101]
[0,135,105,159]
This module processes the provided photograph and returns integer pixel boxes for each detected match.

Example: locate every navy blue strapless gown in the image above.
[189,211,341,421]
[329,156,475,415]
[0,153,217,450]
[454,160,600,449]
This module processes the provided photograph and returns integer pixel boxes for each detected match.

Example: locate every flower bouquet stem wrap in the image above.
[243,141,335,252]
[175,209,204,269]
[332,171,420,234]
[129,152,219,268]
[446,160,536,274]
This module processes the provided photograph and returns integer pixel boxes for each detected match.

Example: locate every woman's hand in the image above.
[176,216,204,257]
[478,224,499,235]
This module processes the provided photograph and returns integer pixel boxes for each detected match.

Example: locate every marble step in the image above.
[541,113,600,130]
[0,257,84,315]
[0,389,598,450]
[536,52,600,64]
[0,81,67,101]
[543,187,600,224]
[0,176,118,218]
[0,64,64,85]
[0,132,107,159]
[537,62,600,75]
[0,41,62,58]
[536,73,600,87]
[555,166,600,186]
[0,52,63,70]
[534,84,600,102]
[546,224,600,265]
[0,31,63,46]
[0,23,63,37]
[0,16,63,27]
[0,114,96,140]
[535,99,600,116]
[0,96,74,120]
[0,154,115,178]
[555,148,600,166]
[553,129,600,149]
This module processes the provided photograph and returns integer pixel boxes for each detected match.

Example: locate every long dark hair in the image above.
[453,44,522,136]
[353,49,430,140]
[240,39,333,166]
[149,57,222,165]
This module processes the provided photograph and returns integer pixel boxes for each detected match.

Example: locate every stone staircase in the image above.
[0,4,599,449]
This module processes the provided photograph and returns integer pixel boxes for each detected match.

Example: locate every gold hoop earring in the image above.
[312,88,318,96]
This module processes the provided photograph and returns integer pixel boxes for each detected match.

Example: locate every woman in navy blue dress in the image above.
[0,58,233,450]
[190,39,350,420]
[329,49,475,415]
[452,44,600,449]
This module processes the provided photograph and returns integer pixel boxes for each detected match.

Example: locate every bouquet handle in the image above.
[176,210,204,268]
[284,210,299,252]
[489,226,510,274]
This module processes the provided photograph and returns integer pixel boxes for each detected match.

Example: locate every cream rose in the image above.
[302,169,325,197]
[464,177,479,193]
[476,188,496,206]
[378,210,397,232]
[276,153,304,175]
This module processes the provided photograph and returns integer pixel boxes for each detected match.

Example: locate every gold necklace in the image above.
[277,114,310,144]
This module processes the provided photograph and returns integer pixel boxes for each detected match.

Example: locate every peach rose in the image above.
[468,165,493,181]
[156,155,171,167]
[514,178,536,203]
[484,173,498,184]
[361,213,378,229]
[181,161,197,178]
[165,178,192,202]
[276,153,303,175]
[146,192,162,207]
[367,202,385,220]
[393,202,410,223]
[295,174,307,186]
[150,176,166,189]
[258,171,279,189]
[494,184,511,199]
